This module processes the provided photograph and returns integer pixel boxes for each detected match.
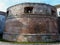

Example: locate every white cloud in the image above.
[0,2,6,12]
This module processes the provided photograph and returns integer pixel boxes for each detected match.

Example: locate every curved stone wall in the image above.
[3,3,58,42]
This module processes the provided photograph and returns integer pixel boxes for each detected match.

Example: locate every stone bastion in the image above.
[3,3,59,42]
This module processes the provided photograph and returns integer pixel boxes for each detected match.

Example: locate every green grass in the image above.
[0,36,60,44]
[0,39,60,44]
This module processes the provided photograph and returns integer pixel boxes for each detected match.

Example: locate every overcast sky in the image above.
[0,0,60,12]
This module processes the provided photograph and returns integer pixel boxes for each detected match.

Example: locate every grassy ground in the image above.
[0,38,60,44]
[0,34,60,44]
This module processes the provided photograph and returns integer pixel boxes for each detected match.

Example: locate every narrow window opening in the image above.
[51,10,55,15]
[59,11,60,15]
[24,7,33,13]
[7,11,9,16]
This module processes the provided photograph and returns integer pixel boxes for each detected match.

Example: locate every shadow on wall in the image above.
[57,17,60,34]
[0,15,6,38]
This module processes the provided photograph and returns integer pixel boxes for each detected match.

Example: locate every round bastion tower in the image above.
[3,3,58,42]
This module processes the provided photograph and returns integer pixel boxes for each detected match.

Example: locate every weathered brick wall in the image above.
[3,3,58,42]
